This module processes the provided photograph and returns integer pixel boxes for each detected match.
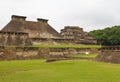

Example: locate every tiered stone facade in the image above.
[61,26,96,44]
[0,31,31,46]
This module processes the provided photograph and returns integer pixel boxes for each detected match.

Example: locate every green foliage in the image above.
[1,60,120,82]
[89,26,120,45]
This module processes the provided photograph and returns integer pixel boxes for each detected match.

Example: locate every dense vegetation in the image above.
[0,60,120,82]
[89,26,120,45]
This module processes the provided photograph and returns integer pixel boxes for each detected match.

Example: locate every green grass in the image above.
[5,44,101,49]
[70,54,97,58]
[32,44,101,48]
[0,60,120,82]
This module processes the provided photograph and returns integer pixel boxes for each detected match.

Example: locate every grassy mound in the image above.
[0,60,120,82]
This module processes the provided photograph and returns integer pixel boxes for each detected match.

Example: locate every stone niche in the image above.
[0,31,31,46]
[96,46,120,63]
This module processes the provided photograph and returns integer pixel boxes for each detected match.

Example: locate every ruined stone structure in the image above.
[0,15,96,45]
[0,46,98,60]
[0,31,31,46]
[96,46,120,63]
[61,26,96,44]
[2,15,61,38]
[1,15,62,44]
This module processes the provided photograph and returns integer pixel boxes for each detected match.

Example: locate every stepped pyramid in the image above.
[1,15,61,38]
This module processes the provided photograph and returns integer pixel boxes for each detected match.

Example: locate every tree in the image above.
[88,26,120,45]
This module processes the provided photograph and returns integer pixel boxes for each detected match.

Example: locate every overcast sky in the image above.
[0,0,120,32]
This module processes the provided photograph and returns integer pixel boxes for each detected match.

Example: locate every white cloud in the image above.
[0,0,120,32]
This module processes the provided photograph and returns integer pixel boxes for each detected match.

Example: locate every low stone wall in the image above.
[0,46,98,60]
[96,46,120,63]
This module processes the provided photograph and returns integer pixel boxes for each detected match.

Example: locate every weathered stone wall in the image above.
[31,38,74,44]
[96,46,120,63]
[0,47,98,60]
[0,31,31,46]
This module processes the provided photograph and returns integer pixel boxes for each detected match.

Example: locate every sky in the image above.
[0,0,120,32]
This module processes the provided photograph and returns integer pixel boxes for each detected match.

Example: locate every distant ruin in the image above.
[61,26,96,44]
[0,15,96,46]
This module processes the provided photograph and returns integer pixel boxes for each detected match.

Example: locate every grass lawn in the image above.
[0,60,120,82]
[69,54,97,58]
[32,44,101,48]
